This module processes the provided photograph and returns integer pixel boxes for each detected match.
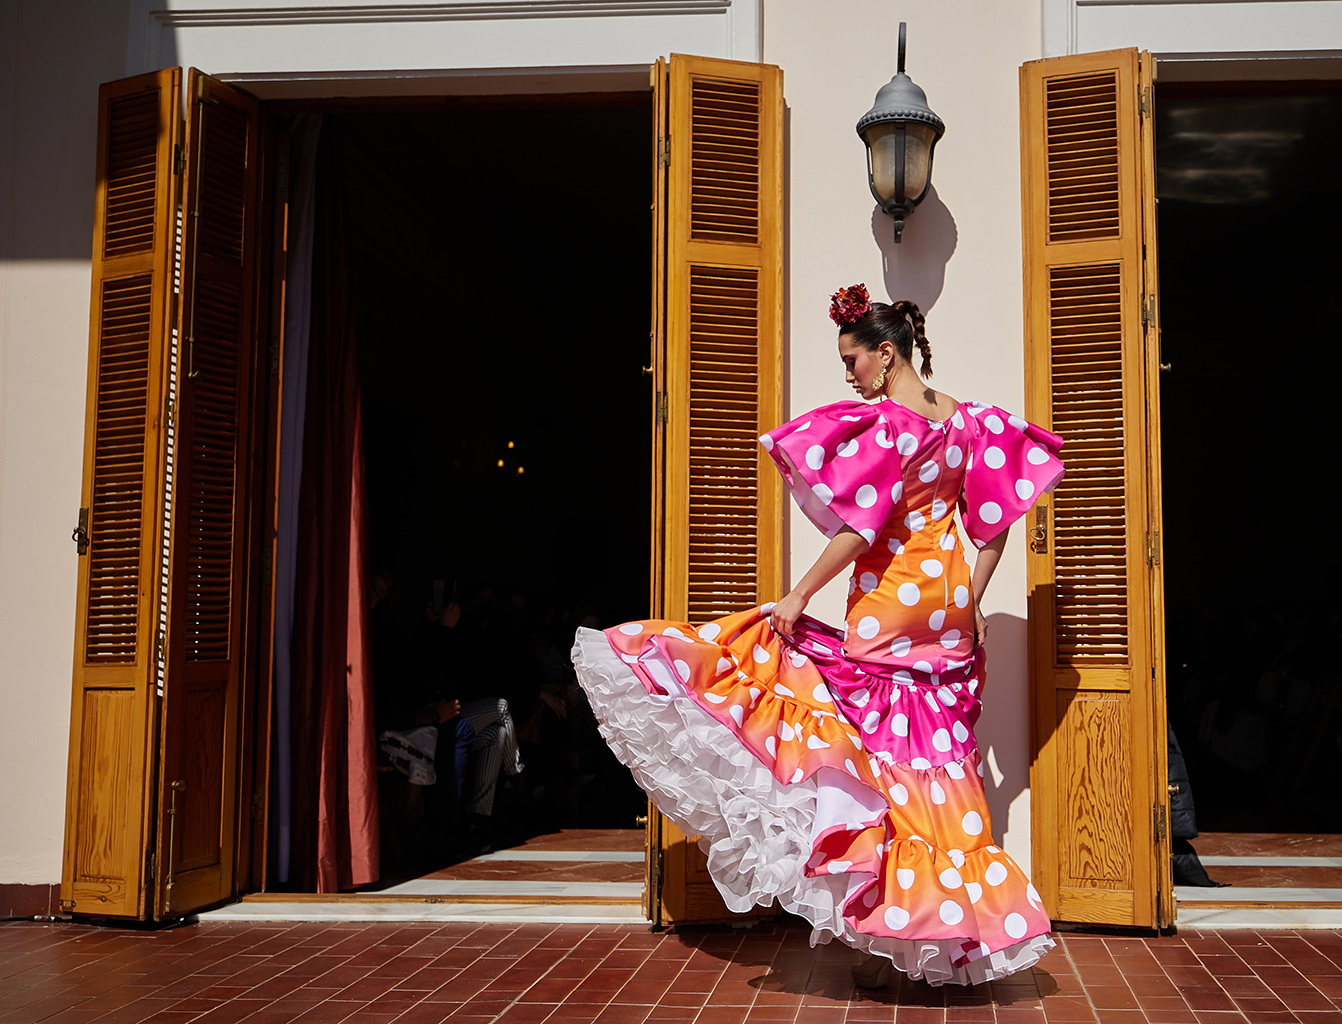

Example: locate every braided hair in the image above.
[839,299,932,379]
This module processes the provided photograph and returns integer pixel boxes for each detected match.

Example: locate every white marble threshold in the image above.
[1177,905,1342,928]
[199,901,650,924]
[378,880,644,897]
[1176,886,1342,903]
[1197,855,1342,867]
[471,850,645,862]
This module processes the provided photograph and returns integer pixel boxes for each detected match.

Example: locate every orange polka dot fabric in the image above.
[573,399,1064,985]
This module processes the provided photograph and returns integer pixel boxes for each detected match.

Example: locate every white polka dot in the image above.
[897,583,921,607]
[805,445,825,470]
[806,734,830,749]
[774,683,795,698]
[753,644,771,663]
[618,623,644,635]
[748,687,761,707]
[931,781,947,805]
[914,660,933,673]
[859,528,876,544]
[932,729,952,752]
[790,651,808,668]
[837,439,860,458]
[896,433,918,456]
[924,691,943,713]
[965,882,983,904]
[851,687,871,708]
[905,511,926,532]
[919,559,944,579]
[892,713,909,736]
[765,735,777,758]
[952,720,970,743]
[862,710,881,734]
[939,867,963,889]
[978,760,985,777]
[729,704,745,727]
[973,538,985,549]
[840,414,863,422]
[954,586,970,609]
[1015,479,1035,500]
[857,615,881,639]
[1004,913,1028,939]
[890,636,912,657]
[919,460,939,483]
[931,498,948,520]
[863,888,879,908]
[620,653,638,664]
[673,659,691,680]
[986,414,1004,434]
[929,609,946,630]
[884,905,910,930]
[897,868,915,889]
[911,757,932,770]
[939,900,964,926]
[1027,883,1043,910]
[664,627,688,640]
[986,862,1009,887]
[946,444,963,468]
[812,683,833,704]
[853,571,878,595]
[978,502,1002,525]
[888,481,905,506]
[938,686,957,706]
[761,434,775,451]
[951,410,965,429]
[940,630,962,651]
[791,768,804,783]
[888,538,906,556]
[813,483,834,505]
[1009,414,1028,431]
[703,691,727,704]
[847,731,863,749]
[896,669,916,684]
[778,721,795,741]
[827,860,853,874]
[845,759,860,778]
[856,484,878,508]
[940,533,956,551]
[698,622,722,641]
[987,845,1000,853]
[875,429,895,449]
[945,760,966,779]
[1027,446,1049,465]
[962,811,984,836]
[984,446,1006,470]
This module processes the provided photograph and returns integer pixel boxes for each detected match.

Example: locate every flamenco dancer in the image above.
[572,285,1064,986]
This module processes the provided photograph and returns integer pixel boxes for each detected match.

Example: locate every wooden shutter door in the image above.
[655,52,784,926]
[1020,49,1170,928]
[154,70,260,917]
[62,68,182,919]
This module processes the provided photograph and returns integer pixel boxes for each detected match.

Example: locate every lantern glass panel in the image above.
[864,121,938,205]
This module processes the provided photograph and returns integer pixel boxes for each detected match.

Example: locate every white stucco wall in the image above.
[764,0,1043,871]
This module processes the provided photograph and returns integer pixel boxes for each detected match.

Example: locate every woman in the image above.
[572,285,1064,986]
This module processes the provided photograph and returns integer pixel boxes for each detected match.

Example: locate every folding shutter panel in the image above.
[657,52,783,925]
[62,68,182,920]
[155,70,260,918]
[1020,49,1168,927]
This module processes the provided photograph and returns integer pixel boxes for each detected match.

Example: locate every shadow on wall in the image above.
[978,611,1030,849]
[870,186,958,311]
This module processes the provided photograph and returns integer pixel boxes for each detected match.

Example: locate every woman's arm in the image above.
[769,527,869,635]
[970,526,1009,646]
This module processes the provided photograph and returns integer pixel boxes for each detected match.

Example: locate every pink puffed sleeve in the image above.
[959,403,1065,548]
[760,401,903,547]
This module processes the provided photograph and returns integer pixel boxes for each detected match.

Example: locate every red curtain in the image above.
[291,132,380,891]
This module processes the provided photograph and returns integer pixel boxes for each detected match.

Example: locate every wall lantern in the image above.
[857,23,945,243]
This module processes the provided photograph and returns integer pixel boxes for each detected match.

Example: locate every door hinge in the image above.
[1139,84,1151,120]
[1147,530,1160,567]
[657,137,670,168]
[72,507,90,556]
[58,898,76,913]
[145,852,157,889]
[655,391,667,425]
[1140,294,1156,327]
[1153,804,1167,845]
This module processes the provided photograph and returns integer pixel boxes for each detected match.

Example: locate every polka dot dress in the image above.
[573,398,1065,986]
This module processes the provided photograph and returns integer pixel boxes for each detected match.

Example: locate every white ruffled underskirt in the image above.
[573,626,1055,987]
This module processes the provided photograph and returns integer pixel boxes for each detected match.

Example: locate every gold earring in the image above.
[871,364,887,390]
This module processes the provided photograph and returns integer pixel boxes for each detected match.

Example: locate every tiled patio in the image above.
[4,917,1342,1024]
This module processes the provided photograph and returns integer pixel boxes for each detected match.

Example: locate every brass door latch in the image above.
[1028,505,1048,554]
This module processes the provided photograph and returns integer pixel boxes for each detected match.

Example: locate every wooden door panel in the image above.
[62,68,182,921]
[653,52,783,927]
[156,69,259,919]
[1021,49,1168,928]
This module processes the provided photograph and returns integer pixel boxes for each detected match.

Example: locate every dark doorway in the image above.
[1156,84,1342,834]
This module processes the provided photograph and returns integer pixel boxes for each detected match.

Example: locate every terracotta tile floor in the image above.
[3,917,1342,1024]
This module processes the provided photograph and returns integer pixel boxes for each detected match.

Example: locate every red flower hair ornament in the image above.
[829,283,873,327]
